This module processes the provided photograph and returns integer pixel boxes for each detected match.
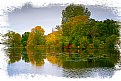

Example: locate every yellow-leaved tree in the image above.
[46,25,62,47]
[27,26,45,47]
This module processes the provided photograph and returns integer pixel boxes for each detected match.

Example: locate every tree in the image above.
[46,32,57,47]
[102,19,119,37]
[62,4,90,24]
[62,15,89,48]
[21,32,30,47]
[61,4,90,48]
[3,30,22,47]
[27,26,45,47]
[46,25,62,48]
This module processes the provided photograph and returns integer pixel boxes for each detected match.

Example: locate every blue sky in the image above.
[8,4,119,35]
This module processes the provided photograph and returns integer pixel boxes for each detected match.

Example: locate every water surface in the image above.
[5,47,121,78]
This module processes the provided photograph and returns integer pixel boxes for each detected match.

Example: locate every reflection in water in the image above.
[26,48,46,66]
[5,47,121,78]
[46,49,120,78]
[5,47,23,64]
[22,48,29,62]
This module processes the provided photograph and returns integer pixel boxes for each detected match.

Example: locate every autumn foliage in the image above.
[27,26,45,47]
[46,26,62,47]
[3,4,120,50]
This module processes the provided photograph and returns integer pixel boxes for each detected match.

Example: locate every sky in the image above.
[8,4,119,35]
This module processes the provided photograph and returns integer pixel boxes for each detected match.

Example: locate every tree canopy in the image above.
[2,4,120,50]
[3,30,22,47]
[62,4,90,24]
[27,26,45,47]
[21,32,30,47]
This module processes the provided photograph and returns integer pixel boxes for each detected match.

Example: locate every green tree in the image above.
[102,19,119,37]
[21,32,30,47]
[61,4,90,48]
[62,4,90,24]
[62,15,89,48]
[3,31,22,47]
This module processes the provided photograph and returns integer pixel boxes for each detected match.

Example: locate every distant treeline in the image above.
[3,4,120,49]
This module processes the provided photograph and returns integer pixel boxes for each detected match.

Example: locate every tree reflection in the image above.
[46,48,120,78]
[62,49,120,69]
[26,47,46,66]
[5,47,22,64]
[6,47,120,68]
[22,48,29,62]
[6,47,120,78]
[46,48,63,67]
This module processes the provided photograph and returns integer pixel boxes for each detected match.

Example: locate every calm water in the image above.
[4,47,121,78]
